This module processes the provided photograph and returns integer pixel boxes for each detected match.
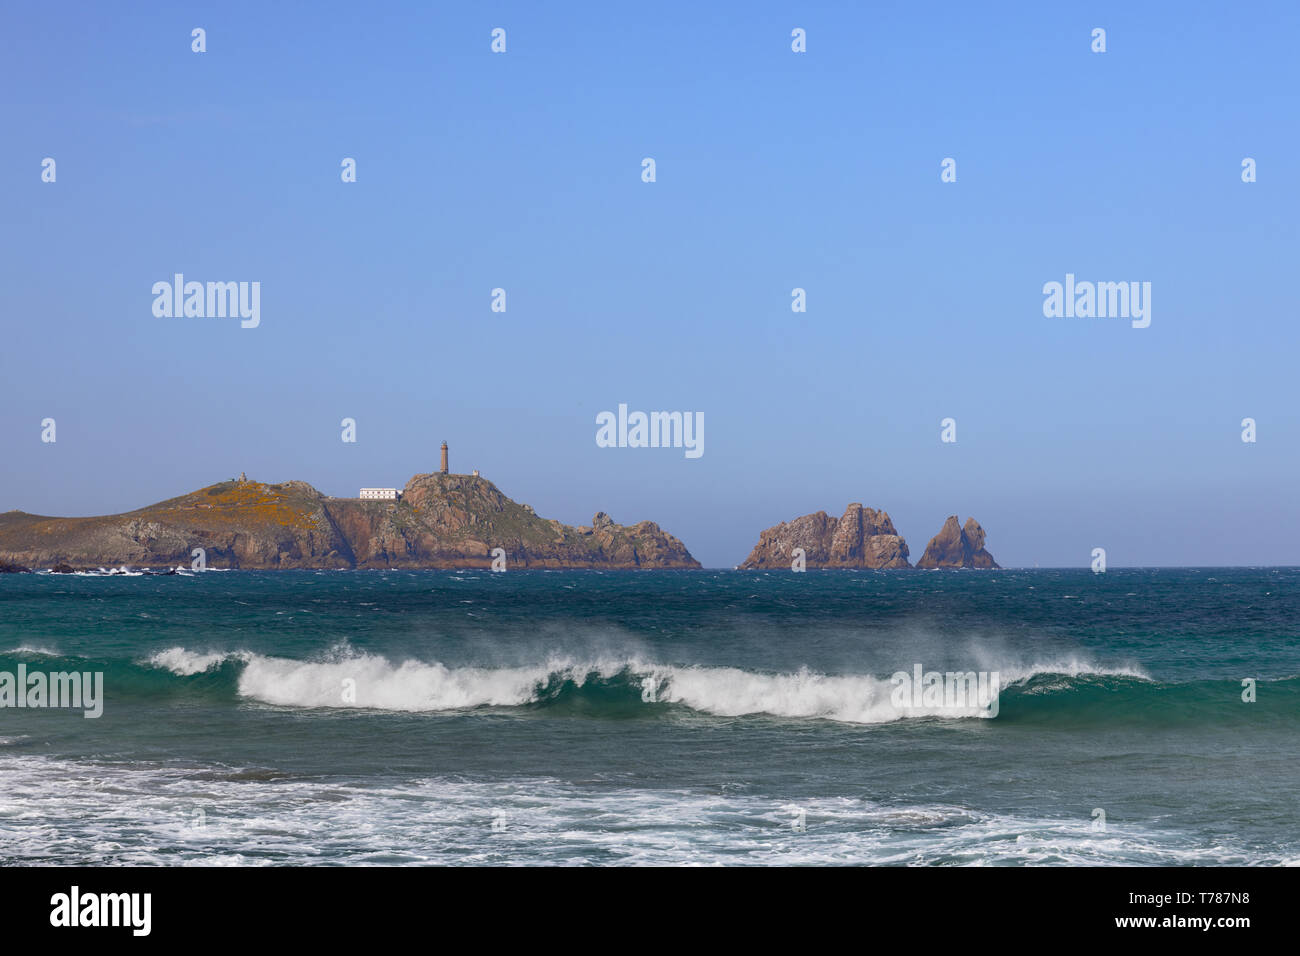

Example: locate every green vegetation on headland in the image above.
[0,472,700,571]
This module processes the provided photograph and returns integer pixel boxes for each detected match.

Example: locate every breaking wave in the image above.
[78,646,1291,727]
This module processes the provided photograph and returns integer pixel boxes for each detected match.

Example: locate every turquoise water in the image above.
[1,568,1296,865]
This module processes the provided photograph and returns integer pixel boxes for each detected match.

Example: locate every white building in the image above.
[359,488,400,500]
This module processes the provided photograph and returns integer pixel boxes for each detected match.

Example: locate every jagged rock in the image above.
[0,559,32,573]
[740,503,911,569]
[0,473,699,571]
[915,516,999,569]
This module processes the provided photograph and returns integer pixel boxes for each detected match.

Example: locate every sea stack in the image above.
[739,504,911,569]
[914,516,999,569]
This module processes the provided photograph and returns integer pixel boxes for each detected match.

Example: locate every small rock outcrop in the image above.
[739,503,911,569]
[914,516,999,569]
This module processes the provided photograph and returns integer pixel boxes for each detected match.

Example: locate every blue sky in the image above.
[2,1,1297,567]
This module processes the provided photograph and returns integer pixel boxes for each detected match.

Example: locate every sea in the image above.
[1,567,1296,866]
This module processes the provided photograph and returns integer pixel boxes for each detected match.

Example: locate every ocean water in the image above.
[0,568,1296,866]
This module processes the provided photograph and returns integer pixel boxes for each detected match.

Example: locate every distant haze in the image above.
[2,2,1296,568]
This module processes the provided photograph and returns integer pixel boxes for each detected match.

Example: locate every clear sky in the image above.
[2,1,1297,568]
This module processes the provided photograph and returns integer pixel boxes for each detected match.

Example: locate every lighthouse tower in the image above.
[440,441,449,474]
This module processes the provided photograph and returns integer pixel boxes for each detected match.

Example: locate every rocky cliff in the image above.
[0,474,700,570]
[914,516,999,569]
[739,503,911,569]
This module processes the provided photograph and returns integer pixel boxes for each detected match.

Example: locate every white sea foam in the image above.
[228,653,953,721]
[146,648,251,676]
[0,751,1268,867]
[2,645,62,658]
[648,664,978,722]
[992,656,1151,684]
[140,647,1152,722]
[237,653,551,711]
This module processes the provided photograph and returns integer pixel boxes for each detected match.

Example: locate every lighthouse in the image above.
[440,441,449,474]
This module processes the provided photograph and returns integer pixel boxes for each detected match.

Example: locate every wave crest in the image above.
[130,647,1296,726]
[145,650,1054,722]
